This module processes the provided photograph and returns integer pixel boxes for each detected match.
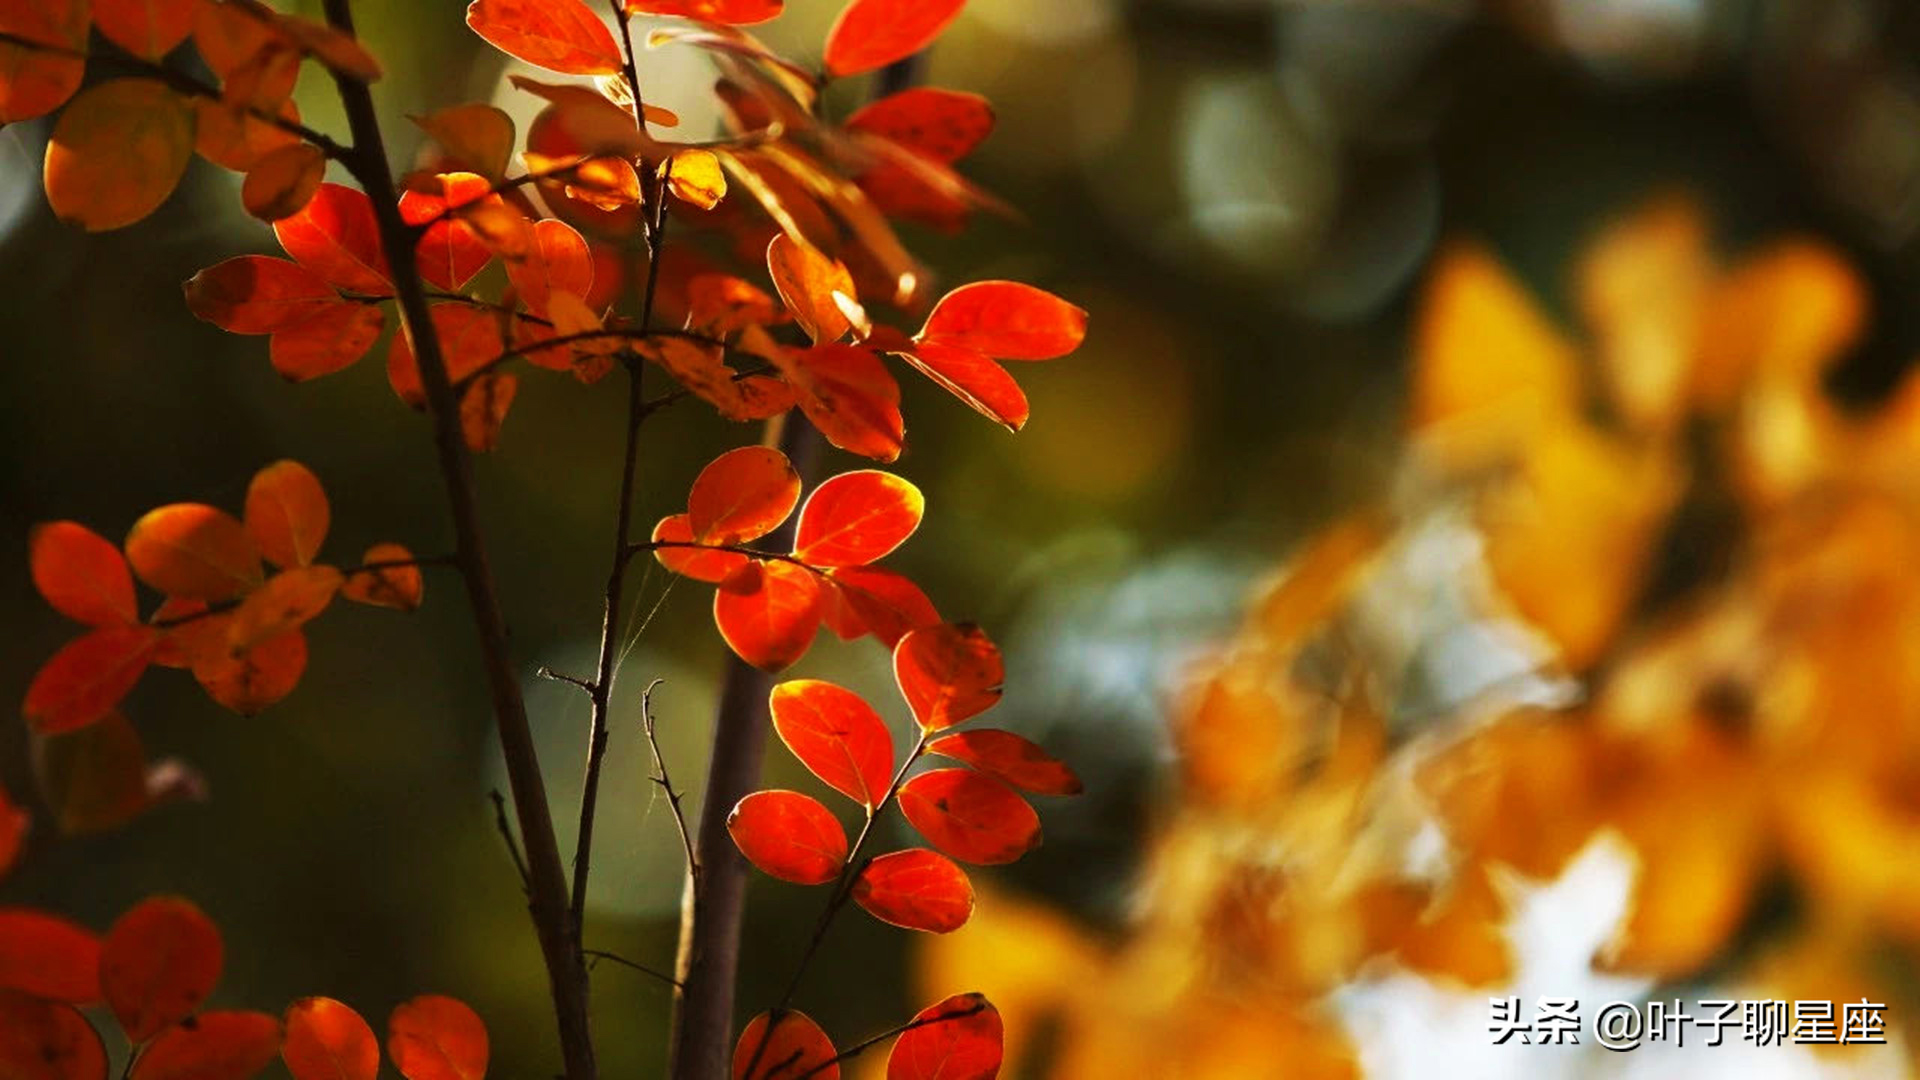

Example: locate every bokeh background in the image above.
[7,0,1920,1076]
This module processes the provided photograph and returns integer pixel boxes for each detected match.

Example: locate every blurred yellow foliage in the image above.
[911,194,1920,1075]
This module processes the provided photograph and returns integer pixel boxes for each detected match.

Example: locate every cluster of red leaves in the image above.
[733,992,1001,1080]
[0,894,490,1080]
[728,622,1079,934]
[23,460,424,735]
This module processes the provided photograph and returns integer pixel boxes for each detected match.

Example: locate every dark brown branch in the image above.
[318,3,595,1079]
[490,789,532,894]
[585,948,683,989]
[792,999,990,1080]
[643,679,700,884]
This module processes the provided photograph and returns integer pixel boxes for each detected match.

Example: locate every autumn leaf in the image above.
[895,342,1028,431]
[732,1010,837,1080]
[666,149,728,210]
[713,560,824,671]
[770,679,896,808]
[282,998,378,1080]
[399,173,496,291]
[130,1010,281,1080]
[193,629,307,715]
[387,304,506,408]
[822,566,939,647]
[916,281,1087,361]
[0,909,102,1004]
[766,234,856,346]
[0,0,87,124]
[886,993,1002,1080]
[341,543,425,611]
[411,104,516,181]
[0,990,106,1080]
[387,995,488,1080]
[274,183,394,296]
[893,623,1003,731]
[0,785,22,880]
[126,503,262,602]
[688,446,801,546]
[466,0,623,75]
[32,521,138,627]
[505,218,594,319]
[101,896,224,1043]
[44,79,195,231]
[226,566,343,652]
[459,372,519,452]
[33,712,164,834]
[925,730,1082,796]
[898,768,1041,865]
[651,514,750,584]
[245,461,330,569]
[851,848,973,933]
[92,0,198,60]
[23,625,160,735]
[823,0,967,78]
[242,143,326,222]
[270,301,386,381]
[792,470,923,567]
[768,344,904,463]
[185,256,342,334]
[728,789,848,885]
[629,0,783,26]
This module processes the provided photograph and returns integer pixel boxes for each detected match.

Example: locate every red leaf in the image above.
[269,301,384,381]
[92,0,197,60]
[504,218,594,319]
[846,88,993,165]
[102,897,223,1043]
[386,995,488,1080]
[32,521,137,627]
[31,711,184,835]
[688,446,800,545]
[766,234,855,346]
[823,0,966,78]
[925,730,1082,796]
[125,504,262,602]
[399,173,495,291]
[770,344,904,463]
[386,303,506,408]
[917,281,1087,361]
[0,990,107,1080]
[898,768,1040,865]
[886,994,1002,1080]
[459,371,519,452]
[192,629,307,716]
[713,561,824,672]
[341,543,425,611]
[225,566,342,653]
[770,679,895,808]
[273,183,393,295]
[130,1010,281,1080]
[727,790,847,885]
[184,256,340,334]
[0,909,102,1004]
[245,461,330,569]
[0,784,23,879]
[283,998,377,1080]
[792,471,923,568]
[851,849,973,933]
[24,626,159,735]
[651,514,749,584]
[0,1,86,124]
[465,0,623,75]
[823,567,938,647]
[892,623,1003,731]
[732,1010,837,1080]
[44,79,195,232]
[629,0,784,26]
[898,342,1028,431]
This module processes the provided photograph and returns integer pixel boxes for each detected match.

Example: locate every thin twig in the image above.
[147,552,457,628]
[491,789,532,894]
[791,999,990,1080]
[585,948,684,989]
[627,539,827,577]
[643,679,700,885]
[537,667,596,694]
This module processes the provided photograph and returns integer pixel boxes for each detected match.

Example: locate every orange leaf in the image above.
[32,521,137,627]
[23,626,159,735]
[44,78,195,231]
[0,909,102,1004]
[194,95,303,172]
[399,173,495,291]
[149,598,227,670]
[792,470,923,568]
[126,504,262,602]
[770,680,895,808]
[686,274,779,336]
[503,219,594,319]
[713,560,824,671]
[101,896,223,1043]
[897,342,1028,431]
[892,623,1002,731]
[917,281,1087,361]
[32,712,161,834]
[846,88,993,165]
[465,0,623,75]
[241,142,325,222]
[273,183,393,295]
[0,991,106,1080]
[282,997,377,1080]
[639,336,792,422]
[769,344,904,462]
[341,543,425,611]
[666,149,727,210]
[387,304,506,408]
[629,0,783,26]
[651,514,749,584]
[925,730,1081,797]
[226,566,343,652]
[0,784,22,879]
[185,256,340,334]
[0,1,86,123]
[898,768,1040,865]
[886,993,1001,1080]
[130,1010,281,1080]
[727,789,848,885]
[245,461,329,568]
[411,105,516,181]
[823,0,966,78]
[851,848,973,933]
[269,301,385,381]
[92,0,197,60]
[766,234,855,346]
[192,629,307,715]
[386,995,488,1080]
[459,372,518,452]
[732,1010,837,1080]
[688,446,801,545]
[823,566,938,647]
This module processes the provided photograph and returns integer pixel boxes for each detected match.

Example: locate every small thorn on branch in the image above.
[643,679,701,888]
[491,788,532,895]
[538,667,596,694]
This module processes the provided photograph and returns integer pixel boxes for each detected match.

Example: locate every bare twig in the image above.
[538,667,596,694]
[627,539,827,577]
[585,948,683,989]
[643,679,699,884]
[490,789,532,894]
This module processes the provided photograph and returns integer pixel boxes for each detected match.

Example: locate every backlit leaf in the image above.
[666,149,727,210]
[184,256,339,334]
[846,88,993,165]
[925,730,1081,796]
[652,514,749,584]
[194,95,303,172]
[387,996,488,1080]
[32,521,137,627]
[241,142,325,221]
[466,0,623,75]
[897,342,1027,431]
[0,991,106,1080]
[769,344,904,462]
[504,219,593,319]
[226,566,343,653]
[770,680,895,807]
[893,623,1002,731]
[459,372,518,452]
[732,1010,836,1080]
[766,234,855,346]
[917,281,1087,361]
[688,446,801,545]
[727,789,848,885]
[886,993,1001,1080]
[269,301,385,381]
[193,629,306,715]
[898,768,1040,865]
[411,104,516,181]
[0,0,87,123]
[341,543,424,611]
[273,183,393,295]
[23,626,159,736]
[398,172,495,292]
[823,0,966,78]
[387,304,506,408]
[629,0,783,26]
[245,460,330,569]
[92,0,198,60]
[823,566,938,647]
[0,910,102,1004]
[283,997,377,1080]
[44,79,195,231]
[851,848,973,933]
[713,560,824,672]
[792,471,923,568]
[0,785,21,880]
[101,896,224,1043]
[126,504,261,602]
[130,1010,280,1080]
[32,712,153,834]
